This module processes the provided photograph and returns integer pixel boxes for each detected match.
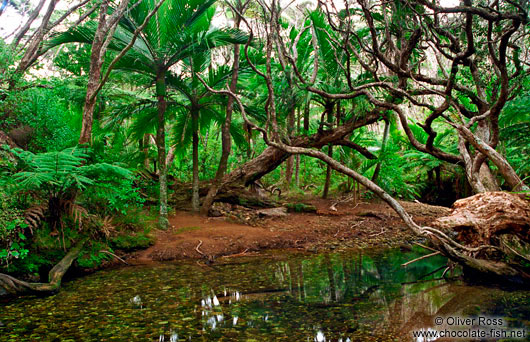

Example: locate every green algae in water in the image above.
[1,248,529,341]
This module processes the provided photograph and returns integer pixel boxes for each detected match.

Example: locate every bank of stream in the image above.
[1,246,529,341]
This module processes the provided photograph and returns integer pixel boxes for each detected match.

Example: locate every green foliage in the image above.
[76,242,112,268]
[500,95,530,183]
[0,198,28,268]
[8,146,131,193]
[110,231,154,252]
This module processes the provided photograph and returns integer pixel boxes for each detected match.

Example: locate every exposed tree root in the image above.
[0,238,86,296]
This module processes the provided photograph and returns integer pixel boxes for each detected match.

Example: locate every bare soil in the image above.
[132,198,450,263]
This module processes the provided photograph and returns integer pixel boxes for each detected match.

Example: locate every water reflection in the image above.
[1,248,529,341]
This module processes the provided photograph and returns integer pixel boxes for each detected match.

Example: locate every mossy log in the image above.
[0,238,86,296]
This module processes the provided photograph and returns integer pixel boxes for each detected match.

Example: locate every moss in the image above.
[110,232,155,251]
[286,203,317,213]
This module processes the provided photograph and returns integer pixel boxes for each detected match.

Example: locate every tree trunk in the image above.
[457,124,528,192]
[371,119,390,183]
[303,98,310,134]
[322,145,333,198]
[156,70,169,229]
[191,107,200,212]
[322,105,335,198]
[79,9,107,145]
[295,109,301,187]
[209,113,380,200]
[0,239,86,296]
[78,0,131,145]
[473,120,500,191]
[15,0,58,74]
[143,134,150,169]
[285,105,296,188]
[201,15,242,214]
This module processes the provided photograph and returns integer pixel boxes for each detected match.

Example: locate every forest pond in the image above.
[1,247,529,341]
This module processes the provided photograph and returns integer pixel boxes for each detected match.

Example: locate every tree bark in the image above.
[191,107,200,212]
[322,145,333,199]
[156,70,169,229]
[79,0,111,145]
[285,105,296,188]
[295,109,301,187]
[457,124,528,192]
[371,119,390,183]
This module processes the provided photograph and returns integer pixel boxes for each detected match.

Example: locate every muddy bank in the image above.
[131,198,450,263]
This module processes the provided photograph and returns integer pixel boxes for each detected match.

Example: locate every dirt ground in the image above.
[132,197,450,263]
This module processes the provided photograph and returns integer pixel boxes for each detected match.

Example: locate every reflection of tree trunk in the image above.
[296,259,305,300]
[324,255,337,302]
[342,257,354,300]
[0,238,86,296]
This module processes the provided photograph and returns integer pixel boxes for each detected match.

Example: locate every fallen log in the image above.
[433,191,530,246]
[0,238,86,296]
[432,192,530,283]
[198,113,381,214]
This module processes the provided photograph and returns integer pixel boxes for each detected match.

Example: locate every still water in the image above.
[1,247,529,341]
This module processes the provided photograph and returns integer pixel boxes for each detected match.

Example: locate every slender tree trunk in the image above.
[143,134,150,169]
[15,0,58,74]
[192,107,200,212]
[474,120,500,191]
[371,119,390,183]
[200,13,243,214]
[322,145,333,199]
[285,104,296,188]
[295,109,301,187]
[322,104,334,198]
[215,18,241,179]
[156,70,169,229]
[303,98,310,134]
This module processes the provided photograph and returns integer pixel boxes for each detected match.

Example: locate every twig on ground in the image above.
[350,220,364,229]
[330,196,358,211]
[195,240,205,256]
[100,250,129,265]
[414,242,438,253]
[221,248,251,258]
[370,227,385,237]
[401,251,441,267]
